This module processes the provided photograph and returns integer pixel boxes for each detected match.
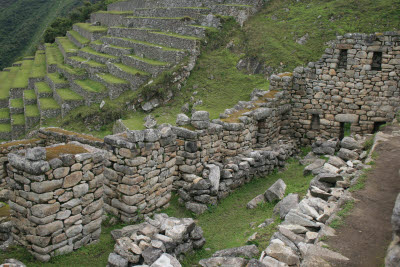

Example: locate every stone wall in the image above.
[386,193,400,267]
[6,146,105,262]
[269,32,400,145]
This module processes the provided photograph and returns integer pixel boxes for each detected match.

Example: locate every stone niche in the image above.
[6,144,106,262]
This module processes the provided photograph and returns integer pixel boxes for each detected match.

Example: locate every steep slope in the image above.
[0,0,82,69]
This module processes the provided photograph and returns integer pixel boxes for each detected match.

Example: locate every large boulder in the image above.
[273,194,299,219]
[185,202,208,215]
[265,179,286,202]
[303,159,325,176]
[298,243,349,263]
[261,256,289,267]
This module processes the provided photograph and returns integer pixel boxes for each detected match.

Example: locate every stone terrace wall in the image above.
[269,32,400,145]
[7,146,105,262]
[102,88,297,218]
[38,128,106,149]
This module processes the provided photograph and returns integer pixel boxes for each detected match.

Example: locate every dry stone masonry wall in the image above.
[6,145,105,262]
[269,32,400,145]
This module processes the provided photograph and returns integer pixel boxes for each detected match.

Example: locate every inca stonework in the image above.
[269,32,400,145]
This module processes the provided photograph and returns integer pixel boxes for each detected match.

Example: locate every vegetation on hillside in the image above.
[0,0,82,69]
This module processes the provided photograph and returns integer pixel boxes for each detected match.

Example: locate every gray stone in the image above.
[245,259,267,267]
[108,252,129,267]
[328,156,346,168]
[53,167,70,179]
[185,202,208,215]
[253,108,272,121]
[2,259,27,267]
[337,148,359,161]
[190,226,204,240]
[144,115,157,129]
[283,210,319,228]
[36,221,63,236]
[144,129,161,142]
[63,171,83,188]
[341,137,361,150]
[265,179,286,202]
[335,114,359,123]
[310,186,332,201]
[261,256,288,267]
[142,247,163,265]
[247,194,266,209]
[298,243,349,263]
[150,253,181,267]
[31,203,60,218]
[26,147,46,161]
[316,173,344,185]
[176,114,190,126]
[73,183,89,198]
[304,159,325,176]
[127,130,145,142]
[192,111,209,121]
[206,164,220,193]
[199,257,248,267]
[392,193,400,236]
[31,179,63,194]
[300,255,331,267]
[212,245,259,258]
[274,193,299,219]
[385,243,400,267]
[265,239,300,266]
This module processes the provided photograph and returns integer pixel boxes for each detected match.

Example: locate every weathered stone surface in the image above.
[304,159,325,176]
[26,147,46,161]
[340,137,361,150]
[73,183,89,198]
[150,253,182,267]
[31,180,63,194]
[108,252,129,267]
[63,172,83,188]
[328,156,346,168]
[36,221,63,236]
[176,114,190,126]
[199,257,248,267]
[316,173,343,185]
[299,243,349,263]
[185,202,208,215]
[283,210,319,228]
[392,193,400,236]
[337,148,359,161]
[335,114,359,123]
[31,203,60,218]
[142,247,163,265]
[261,256,289,267]
[247,194,266,209]
[53,167,70,179]
[274,193,299,219]
[213,245,259,259]
[265,239,300,266]
[265,179,286,202]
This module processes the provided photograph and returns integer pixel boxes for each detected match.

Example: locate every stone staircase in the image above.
[0,0,262,141]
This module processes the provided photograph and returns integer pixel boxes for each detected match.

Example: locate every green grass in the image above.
[68,30,90,45]
[35,82,52,94]
[105,36,183,52]
[0,220,127,267]
[0,108,10,119]
[57,89,84,100]
[47,73,68,85]
[11,114,25,125]
[10,98,24,109]
[69,56,106,68]
[97,73,128,84]
[122,49,269,129]
[0,71,14,99]
[75,79,107,93]
[329,200,355,229]
[75,23,108,33]
[30,51,46,78]
[24,90,37,99]
[46,43,64,66]
[151,31,201,40]
[127,54,169,66]
[0,124,11,132]
[162,159,314,266]
[25,105,40,117]
[112,63,150,76]
[39,98,61,110]
[96,10,134,15]
[12,60,34,89]
[80,47,118,59]
[58,64,87,76]
[57,37,79,53]
[242,0,400,71]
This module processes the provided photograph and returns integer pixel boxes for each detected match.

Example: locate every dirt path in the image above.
[326,125,400,267]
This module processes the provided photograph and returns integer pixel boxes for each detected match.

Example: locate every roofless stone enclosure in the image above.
[0,31,398,263]
[270,31,400,145]
[6,144,106,261]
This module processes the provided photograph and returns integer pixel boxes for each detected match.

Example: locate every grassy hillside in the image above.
[0,0,82,69]
[29,0,400,137]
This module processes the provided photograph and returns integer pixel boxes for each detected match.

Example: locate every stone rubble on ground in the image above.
[107,213,205,267]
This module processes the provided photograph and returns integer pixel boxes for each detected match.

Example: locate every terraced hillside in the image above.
[0,0,262,141]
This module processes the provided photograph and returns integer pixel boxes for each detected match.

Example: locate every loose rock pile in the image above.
[200,135,372,266]
[108,213,205,267]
